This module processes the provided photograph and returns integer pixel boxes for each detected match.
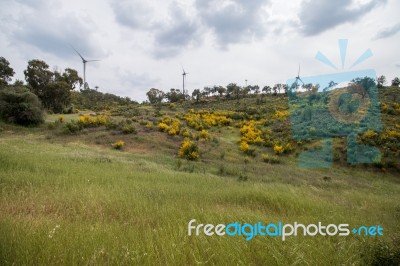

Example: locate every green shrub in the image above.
[0,86,44,126]
[362,236,400,266]
[105,120,118,130]
[64,121,81,133]
[261,154,280,164]
[122,124,137,134]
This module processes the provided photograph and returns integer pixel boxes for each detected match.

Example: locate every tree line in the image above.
[0,56,135,125]
[147,75,400,104]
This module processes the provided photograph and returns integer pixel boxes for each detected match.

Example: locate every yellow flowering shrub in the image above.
[385,130,400,139]
[363,129,378,139]
[112,140,125,150]
[78,114,109,127]
[184,110,233,130]
[158,122,169,132]
[394,103,400,113]
[181,128,191,138]
[178,139,199,160]
[168,119,181,136]
[199,129,210,140]
[272,110,290,120]
[381,103,388,112]
[158,116,181,135]
[240,141,249,152]
[58,116,64,123]
[239,120,264,145]
[273,144,284,154]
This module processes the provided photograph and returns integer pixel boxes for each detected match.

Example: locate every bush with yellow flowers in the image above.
[383,129,400,139]
[240,141,250,152]
[184,110,233,131]
[273,144,284,154]
[158,122,169,132]
[58,116,64,123]
[157,116,181,135]
[239,120,264,145]
[272,110,290,120]
[78,114,109,128]
[178,138,199,160]
[112,140,125,150]
[168,119,181,136]
[199,129,210,140]
[181,128,191,138]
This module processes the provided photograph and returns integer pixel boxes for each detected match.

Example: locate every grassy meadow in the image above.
[1,92,400,265]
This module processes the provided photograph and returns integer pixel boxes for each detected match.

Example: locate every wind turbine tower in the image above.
[182,66,188,98]
[71,46,100,89]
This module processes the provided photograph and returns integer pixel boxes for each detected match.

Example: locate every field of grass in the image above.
[1,92,400,265]
[1,130,400,265]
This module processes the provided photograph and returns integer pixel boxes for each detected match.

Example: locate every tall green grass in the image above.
[0,136,399,265]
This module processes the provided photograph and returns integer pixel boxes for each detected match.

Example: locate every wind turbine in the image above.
[182,66,188,98]
[71,46,100,89]
[294,64,304,89]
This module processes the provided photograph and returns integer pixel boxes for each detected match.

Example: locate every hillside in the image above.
[0,88,400,265]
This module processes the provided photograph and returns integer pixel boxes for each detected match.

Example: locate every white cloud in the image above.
[0,0,399,102]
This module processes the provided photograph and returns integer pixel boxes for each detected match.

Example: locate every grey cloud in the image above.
[116,69,159,92]
[111,0,270,56]
[373,23,400,40]
[299,0,387,36]
[112,1,201,58]
[396,64,400,68]
[12,10,103,58]
[6,2,103,60]
[111,1,155,29]
[196,0,269,47]
[153,7,201,58]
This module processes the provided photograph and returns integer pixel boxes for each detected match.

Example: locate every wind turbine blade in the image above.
[298,77,305,85]
[181,64,187,75]
[298,64,301,77]
[71,45,85,61]
[86,59,101,62]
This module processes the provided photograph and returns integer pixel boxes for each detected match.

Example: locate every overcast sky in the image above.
[1,0,399,102]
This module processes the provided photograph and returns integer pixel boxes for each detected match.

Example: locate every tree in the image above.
[226,83,241,102]
[392,77,400,87]
[351,77,376,99]
[217,86,226,98]
[252,85,260,95]
[0,57,15,88]
[24,60,82,113]
[192,89,201,102]
[203,87,212,98]
[43,81,72,113]
[146,88,165,104]
[377,75,386,88]
[303,83,313,93]
[272,84,278,95]
[24,59,53,98]
[0,86,44,125]
[61,68,83,90]
[165,88,183,103]
[327,81,338,90]
[262,86,271,94]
